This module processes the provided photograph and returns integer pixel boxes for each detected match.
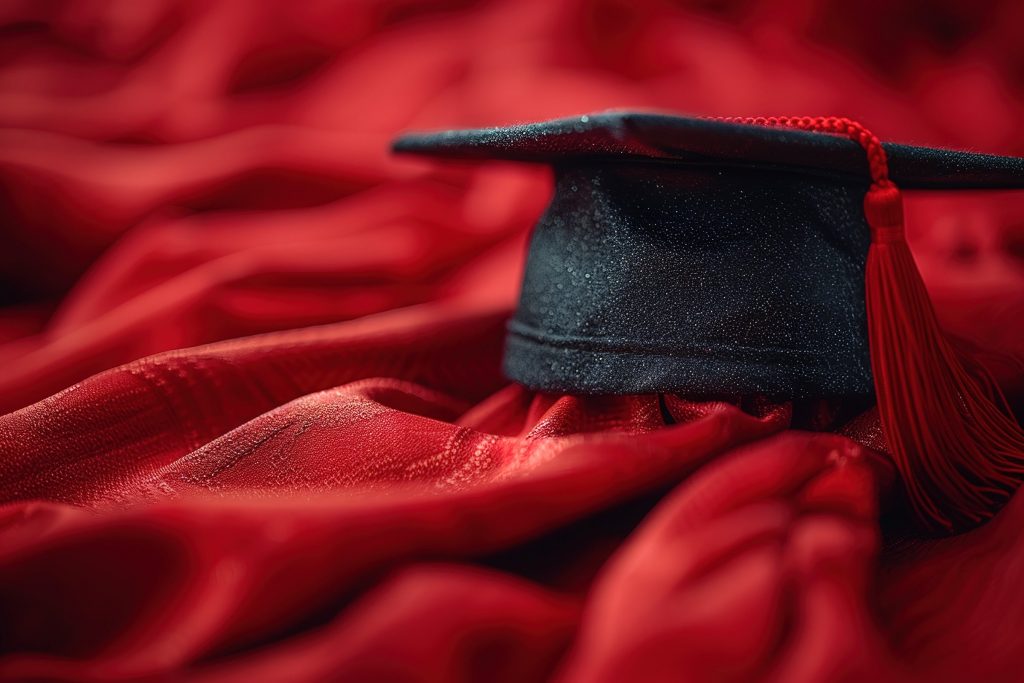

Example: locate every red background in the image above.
[2,2,1024,682]
[2,0,1024,410]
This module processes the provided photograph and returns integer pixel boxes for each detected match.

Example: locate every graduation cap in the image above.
[393,112,1024,532]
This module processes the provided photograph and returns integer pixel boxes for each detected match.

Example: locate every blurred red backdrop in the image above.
[1,0,1023,412]
[3,2,1024,682]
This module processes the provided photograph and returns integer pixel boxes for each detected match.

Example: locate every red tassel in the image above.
[719,116,1024,532]
[864,185,1024,531]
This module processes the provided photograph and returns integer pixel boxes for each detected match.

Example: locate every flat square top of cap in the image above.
[393,111,1024,190]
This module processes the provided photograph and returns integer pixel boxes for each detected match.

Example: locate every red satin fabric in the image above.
[3,1,1024,681]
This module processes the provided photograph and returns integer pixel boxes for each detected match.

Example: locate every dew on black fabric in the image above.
[505,160,873,398]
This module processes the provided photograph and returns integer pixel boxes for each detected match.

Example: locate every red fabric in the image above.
[3,1,1024,681]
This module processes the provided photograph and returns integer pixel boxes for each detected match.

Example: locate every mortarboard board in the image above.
[393,112,1024,533]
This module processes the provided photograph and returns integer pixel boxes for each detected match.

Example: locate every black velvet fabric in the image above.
[392,112,1024,397]
[504,161,873,397]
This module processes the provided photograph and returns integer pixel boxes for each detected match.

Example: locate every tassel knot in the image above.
[864,185,905,243]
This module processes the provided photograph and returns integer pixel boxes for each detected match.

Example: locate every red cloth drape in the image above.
[3,1,1024,681]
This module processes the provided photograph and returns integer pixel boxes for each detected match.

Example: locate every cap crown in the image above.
[505,160,872,396]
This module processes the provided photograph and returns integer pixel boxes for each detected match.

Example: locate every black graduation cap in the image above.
[393,112,1024,532]
[395,112,1024,396]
